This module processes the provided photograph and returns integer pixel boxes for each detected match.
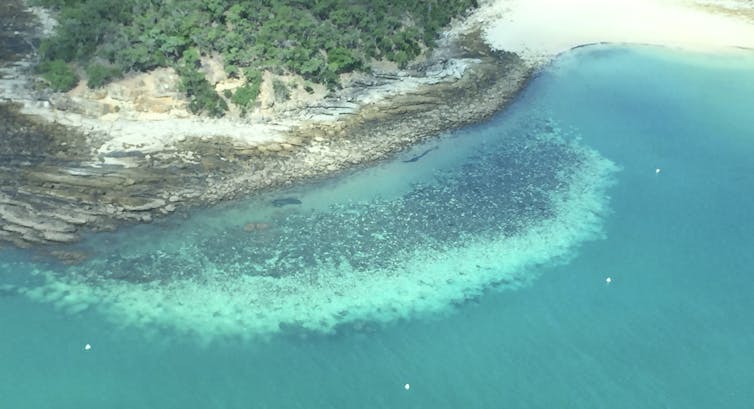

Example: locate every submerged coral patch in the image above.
[12,121,617,341]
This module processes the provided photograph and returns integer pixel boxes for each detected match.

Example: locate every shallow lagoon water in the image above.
[2,45,754,407]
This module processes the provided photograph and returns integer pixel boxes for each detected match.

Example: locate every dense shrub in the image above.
[327,47,362,74]
[177,50,227,117]
[183,76,228,118]
[231,84,259,113]
[243,68,262,86]
[33,0,478,112]
[229,68,262,113]
[36,60,79,91]
[85,63,122,88]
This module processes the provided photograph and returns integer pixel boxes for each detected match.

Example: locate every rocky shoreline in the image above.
[0,3,533,256]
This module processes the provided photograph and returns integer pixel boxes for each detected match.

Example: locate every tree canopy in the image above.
[33,0,478,116]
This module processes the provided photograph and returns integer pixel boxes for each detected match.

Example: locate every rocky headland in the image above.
[0,2,531,255]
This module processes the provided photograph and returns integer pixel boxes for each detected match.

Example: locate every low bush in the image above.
[230,84,259,116]
[177,51,227,117]
[85,63,122,89]
[37,60,79,91]
[229,68,262,113]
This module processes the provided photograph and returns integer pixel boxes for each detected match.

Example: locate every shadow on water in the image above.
[402,146,439,163]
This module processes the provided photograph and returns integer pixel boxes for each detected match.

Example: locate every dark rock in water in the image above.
[50,250,89,265]
[402,146,438,163]
[243,222,270,232]
[104,150,146,159]
[271,197,302,207]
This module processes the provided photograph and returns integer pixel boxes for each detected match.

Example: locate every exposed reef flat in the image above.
[11,121,617,341]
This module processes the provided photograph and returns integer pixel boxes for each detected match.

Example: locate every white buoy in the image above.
[605,277,612,284]
[656,168,661,174]
[84,344,92,351]
[404,383,410,391]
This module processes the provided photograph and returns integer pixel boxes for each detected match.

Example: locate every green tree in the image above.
[177,49,227,117]
[33,0,478,96]
[327,47,361,74]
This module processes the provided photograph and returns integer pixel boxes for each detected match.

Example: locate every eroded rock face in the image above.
[67,68,186,118]
[49,94,117,116]
[200,54,227,86]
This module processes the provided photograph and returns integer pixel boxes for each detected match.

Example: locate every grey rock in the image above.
[122,198,166,211]
[0,204,75,233]
[40,230,78,243]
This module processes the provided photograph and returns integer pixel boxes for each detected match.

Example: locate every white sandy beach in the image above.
[476,0,754,64]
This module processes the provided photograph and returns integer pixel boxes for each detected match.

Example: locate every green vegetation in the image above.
[36,59,79,91]
[85,63,122,88]
[231,84,259,113]
[177,48,227,117]
[33,0,477,115]
[229,68,261,115]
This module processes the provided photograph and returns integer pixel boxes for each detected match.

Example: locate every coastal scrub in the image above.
[32,0,478,114]
[36,59,78,91]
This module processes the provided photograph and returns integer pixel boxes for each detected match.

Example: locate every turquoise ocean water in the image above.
[1,45,753,408]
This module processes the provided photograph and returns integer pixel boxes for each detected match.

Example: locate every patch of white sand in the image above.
[476,0,754,64]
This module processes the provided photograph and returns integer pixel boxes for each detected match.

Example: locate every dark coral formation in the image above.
[67,119,586,284]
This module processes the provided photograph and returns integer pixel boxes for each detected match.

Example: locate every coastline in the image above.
[1,0,753,253]
[0,3,533,253]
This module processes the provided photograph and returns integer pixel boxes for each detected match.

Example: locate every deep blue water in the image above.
[1,45,753,408]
